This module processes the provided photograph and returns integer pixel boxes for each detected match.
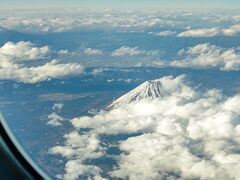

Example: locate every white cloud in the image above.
[91,68,139,76]
[111,46,159,57]
[0,9,180,33]
[49,131,104,179]
[91,67,109,76]
[223,24,240,36]
[0,41,84,83]
[178,24,240,37]
[107,78,133,83]
[47,112,64,126]
[63,160,103,180]
[150,30,177,36]
[112,46,143,57]
[49,131,102,158]
[47,103,65,126]
[178,28,221,37]
[2,9,240,36]
[58,49,69,55]
[84,48,103,55]
[1,17,76,33]
[22,60,83,83]
[0,41,50,61]
[149,60,168,67]
[52,103,64,111]
[57,49,76,56]
[171,43,240,71]
[49,75,240,179]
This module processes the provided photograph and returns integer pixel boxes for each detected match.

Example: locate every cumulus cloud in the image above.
[0,41,50,60]
[49,131,104,179]
[150,30,177,36]
[111,46,159,57]
[58,49,70,55]
[49,75,240,180]
[84,48,103,55]
[0,41,84,83]
[47,112,64,126]
[171,43,240,71]
[63,160,104,180]
[52,103,64,111]
[47,103,65,126]
[91,67,110,76]
[112,46,143,57]
[223,24,240,36]
[178,28,221,37]
[178,24,240,37]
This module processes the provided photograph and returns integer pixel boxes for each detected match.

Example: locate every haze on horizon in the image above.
[1,0,240,10]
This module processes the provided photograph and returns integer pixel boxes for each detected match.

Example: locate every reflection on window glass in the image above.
[1,0,240,179]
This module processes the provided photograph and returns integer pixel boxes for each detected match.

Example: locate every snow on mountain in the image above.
[107,79,169,108]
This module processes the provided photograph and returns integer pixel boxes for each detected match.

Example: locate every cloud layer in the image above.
[111,46,159,57]
[178,24,240,37]
[49,75,240,180]
[0,41,84,83]
[0,9,180,33]
[171,43,240,71]
[1,9,240,38]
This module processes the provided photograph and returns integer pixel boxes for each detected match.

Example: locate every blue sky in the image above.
[0,0,240,9]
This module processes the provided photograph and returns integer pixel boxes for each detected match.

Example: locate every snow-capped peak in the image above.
[108,79,168,108]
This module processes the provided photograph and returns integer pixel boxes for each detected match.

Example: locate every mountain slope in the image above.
[108,79,168,108]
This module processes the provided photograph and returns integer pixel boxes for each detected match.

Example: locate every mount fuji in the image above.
[107,79,169,108]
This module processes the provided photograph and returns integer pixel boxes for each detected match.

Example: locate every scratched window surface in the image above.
[1,1,240,179]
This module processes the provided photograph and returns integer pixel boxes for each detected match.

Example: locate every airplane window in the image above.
[0,1,240,180]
